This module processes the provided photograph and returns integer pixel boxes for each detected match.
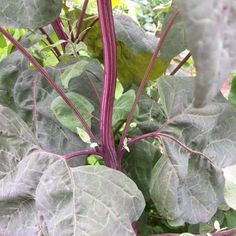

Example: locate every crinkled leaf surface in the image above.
[36,163,145,236]
[150,76,236,224]
[0,52,91,156]
[177,0,236,107]
[0,0,62,28]
[51,91,94,134]
[0,106,145,235]
[122,140,160,201]
[0,105,59,235]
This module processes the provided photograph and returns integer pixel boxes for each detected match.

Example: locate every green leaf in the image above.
[150,76,236,224]
[0,0,62,28]
[36,163,145,235]
[223,165,236,210]
[176,0,236,107]
[84,14,169,88]
[51,91,94,133]
[0,53,90,157]
[223,209,236,228]
[122,140,160,201]
[112,90,138,129]
[60,59,90,89]
[228,72,236,107]
[0,34,7,48]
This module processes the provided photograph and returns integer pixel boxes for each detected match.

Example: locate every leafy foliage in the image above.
[1,0,236,235]
[0,0,62,28]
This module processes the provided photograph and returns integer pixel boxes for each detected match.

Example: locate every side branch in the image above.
[127,131,213,164]
[63,149,100,160]
[0,26,96,142]
[117,11,179,161]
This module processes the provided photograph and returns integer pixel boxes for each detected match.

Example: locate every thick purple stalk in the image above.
[75,0,89,41]
[51,17,69,50]
[0,26,96,142]
[117,11,179,161]
[97,0,120,170]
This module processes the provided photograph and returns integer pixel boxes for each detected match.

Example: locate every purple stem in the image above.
[75,0,89,41]
[51,17,69,50]
[170,52,191,75]
[0,26,96,142]
[127,131,213,164]
[63,149,100,160]
[117,11,180,161]
[97,0,120,170]
[39,27,61,58]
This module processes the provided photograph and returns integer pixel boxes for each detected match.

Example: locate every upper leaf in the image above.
[177,0,236,107]
[36,163,145,236]
[51,91,94,134]
[0,0,62,28]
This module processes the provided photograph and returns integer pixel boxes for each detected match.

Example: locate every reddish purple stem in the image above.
[64,149,100,160]
[117,11,180,161]
[97,0,120,170]
[75,0,89,41]
[51,17,69,50]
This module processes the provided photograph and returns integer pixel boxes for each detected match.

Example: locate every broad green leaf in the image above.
[51,91,94,133]
[112,90,138,129]
[84,14,169,88]
[222,209,236,228]
[0,53,90,157]
[223,165,236,210]
[36,163,145,236]
[176,0,236,107]
[150,76,236,224]
[60,58,90,89]
[0,0,62,28]
[122,140,160,201]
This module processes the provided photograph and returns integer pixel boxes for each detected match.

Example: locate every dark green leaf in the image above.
[0,0,62,28]
[122,140,160,201]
